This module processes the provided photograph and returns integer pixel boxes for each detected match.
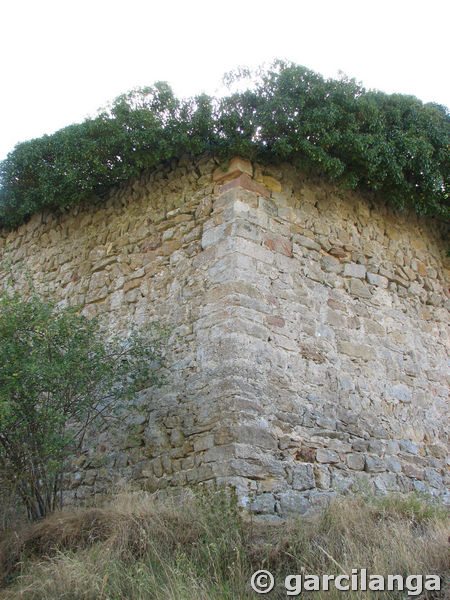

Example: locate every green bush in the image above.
[0,61,448,229]
[0,275,165,521]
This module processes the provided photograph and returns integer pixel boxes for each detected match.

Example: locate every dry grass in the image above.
[0,489,448,599]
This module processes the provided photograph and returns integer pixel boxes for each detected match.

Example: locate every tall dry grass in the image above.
[0,489,448,599]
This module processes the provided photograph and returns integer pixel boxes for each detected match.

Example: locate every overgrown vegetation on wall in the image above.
[0,60,448,229]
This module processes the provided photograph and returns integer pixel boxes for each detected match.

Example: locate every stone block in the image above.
[365,456,386,472]
[316,448,339,463]
[213,157,253,183]
[71,472,84,488]
[424,468,443,489]
[348,278,372,298]
[266,315,285,328]
[402,463,424,480]
[326,438,352,453]
[385,440,399,454]
[220,173,270,198]
[392,385,412,404]
[264,235,293,257]
[427,444,447,459]
[250,493,277,514]
[278,490,310,516]
[231,219,263,243]
[367,272,388,288]
[123,276,144,292]
[314,465,331,489]
[231,424,278,450]
[385,456,402,473]
[124,288,140,303]
[294,234,321,252]
[343,263,366,279]
[338,341,376,361]
[329,246,347,257]
[326,309,347,328]
[229,459,267,480]
[287,463,316,491]
[399,440,418,454]
[296,446,316,462]
[152,457,163,477]
[169,429,184,447]
[203,445,235,463]
[258,196,278,216]
[373,472,398,492]
[263,175,282,192]
[201,223,228,249]
[346,453,365,470]
[308,491,336,512]
[321,255,341,273]
[368,440,383,455]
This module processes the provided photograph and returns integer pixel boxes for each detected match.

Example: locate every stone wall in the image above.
[1,155,448,517]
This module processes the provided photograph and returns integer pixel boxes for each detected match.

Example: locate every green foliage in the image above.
[0,61,449,228]
[0,276,165,521]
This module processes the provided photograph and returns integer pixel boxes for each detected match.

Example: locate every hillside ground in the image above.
[0,489,448,599]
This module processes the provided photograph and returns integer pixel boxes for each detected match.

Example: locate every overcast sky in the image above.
[0,0,448,161]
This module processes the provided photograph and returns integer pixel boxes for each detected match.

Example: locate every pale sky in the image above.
[0,0,448,162]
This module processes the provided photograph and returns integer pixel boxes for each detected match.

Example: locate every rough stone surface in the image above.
[1,155,448,514]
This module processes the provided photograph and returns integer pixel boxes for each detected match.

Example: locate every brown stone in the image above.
[220,173,270,198]
[266,315,285,328]
[123,277,144,292]
[416,261,426,276]
[213,157,253,183]
[300,345,326,363]
[141,234,162,252]
[263,175,282,192]
[329,246,346,257]
[402,463,425,480]
[264,236,293,257]
[338,341,376,361]
[295,446,316,462]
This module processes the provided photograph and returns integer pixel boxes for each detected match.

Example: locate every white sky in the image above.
[0,0,448,162]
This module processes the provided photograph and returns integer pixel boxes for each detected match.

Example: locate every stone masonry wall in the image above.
[1,155,448,517]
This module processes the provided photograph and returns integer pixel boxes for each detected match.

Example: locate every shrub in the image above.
[0,275,165,521]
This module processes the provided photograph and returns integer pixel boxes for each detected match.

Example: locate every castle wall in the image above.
[1,156,448,516]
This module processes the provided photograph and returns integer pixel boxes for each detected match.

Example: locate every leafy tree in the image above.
[0,60,448,228]
[0,280,165,521]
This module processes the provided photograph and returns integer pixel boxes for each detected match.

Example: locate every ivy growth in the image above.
[0,61,448,229]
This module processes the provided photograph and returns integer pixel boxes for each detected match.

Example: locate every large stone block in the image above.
[365,456,386,473]
[278,490,310,516]
[213,157,253,183]
[343,263,366,279]
[346,453,365,471]
[287,463,316,491]
[338,341,376,361]
[316,449,340,464]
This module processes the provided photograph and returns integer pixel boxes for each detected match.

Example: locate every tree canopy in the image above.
[0,61,448,229]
